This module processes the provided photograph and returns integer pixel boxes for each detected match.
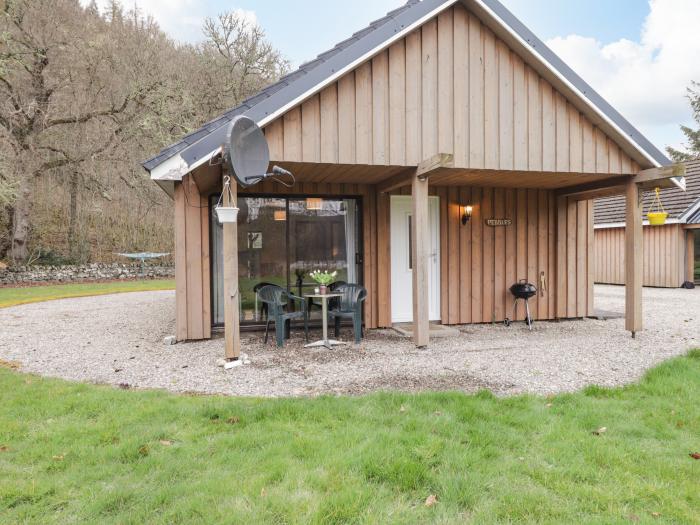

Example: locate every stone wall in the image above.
[0,263,174,285]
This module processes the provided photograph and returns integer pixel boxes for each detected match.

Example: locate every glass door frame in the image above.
[209,192,365,330]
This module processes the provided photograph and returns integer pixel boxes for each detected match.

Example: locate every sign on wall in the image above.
[485,218,512,227]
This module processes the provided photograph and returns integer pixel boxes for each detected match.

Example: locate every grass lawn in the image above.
[0,279,175,308]
[1,353,699,524]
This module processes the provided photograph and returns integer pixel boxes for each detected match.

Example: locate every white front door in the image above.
[390,195,441,323]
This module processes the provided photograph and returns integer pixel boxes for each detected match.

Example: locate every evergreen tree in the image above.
[667,82,700,162]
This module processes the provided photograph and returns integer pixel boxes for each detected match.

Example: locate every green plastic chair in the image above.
[328,284,367,344]
[258,285,309,347]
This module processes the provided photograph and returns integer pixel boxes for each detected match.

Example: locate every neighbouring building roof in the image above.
[594,160,700,226]
[142,0,672,181]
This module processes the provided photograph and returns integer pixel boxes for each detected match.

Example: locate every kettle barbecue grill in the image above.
[504,279,537,331]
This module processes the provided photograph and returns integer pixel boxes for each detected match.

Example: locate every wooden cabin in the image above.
[142,0,685,354]
[594,160,700,288]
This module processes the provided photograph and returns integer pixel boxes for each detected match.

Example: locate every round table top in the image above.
[304,292,343,299]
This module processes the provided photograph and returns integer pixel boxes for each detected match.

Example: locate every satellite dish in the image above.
[224,115,270,188]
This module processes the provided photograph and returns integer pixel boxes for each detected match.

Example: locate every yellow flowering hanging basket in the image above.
[647,187,667,226]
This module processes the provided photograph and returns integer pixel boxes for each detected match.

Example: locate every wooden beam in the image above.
[567,185,628,202]
[412,173,430,348]
[683,224,700,230]
[634,163,686,190]
[416,153,454,179]
[625,179,643,336]
[378,153,455,193]
[378,169,414,194]
[556,176,631,201]
[223,173,241,359]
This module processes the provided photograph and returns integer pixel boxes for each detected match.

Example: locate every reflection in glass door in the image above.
[288,198,358,321]
[211,195,361,326]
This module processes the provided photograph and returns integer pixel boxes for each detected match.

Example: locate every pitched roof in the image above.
[143,0,671,178]
[594,160,700,225]
[142,0,433,172]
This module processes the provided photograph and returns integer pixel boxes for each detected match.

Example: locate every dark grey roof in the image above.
[142,0,671,173]
[689,205,700,223]
[594,160,700,225]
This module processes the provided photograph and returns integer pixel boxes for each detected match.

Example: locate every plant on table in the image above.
[309,269,337,294]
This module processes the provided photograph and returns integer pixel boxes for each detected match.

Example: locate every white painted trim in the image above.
[150,153,188,181]
[595,219,682,229]
[470,0,662,169]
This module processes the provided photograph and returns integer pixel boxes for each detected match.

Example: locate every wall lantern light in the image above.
[461,205,473,225]
[273,210,287,221]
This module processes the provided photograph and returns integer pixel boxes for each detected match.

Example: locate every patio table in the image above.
[303,293,346,349]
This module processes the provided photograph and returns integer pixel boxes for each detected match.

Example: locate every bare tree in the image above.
[0,2,288,264]
[1,0,166,261]
[200,12,289,113]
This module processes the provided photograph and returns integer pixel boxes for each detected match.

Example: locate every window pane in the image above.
[288,197,358,300]
[211,195,360,326]
[237,198,287,322]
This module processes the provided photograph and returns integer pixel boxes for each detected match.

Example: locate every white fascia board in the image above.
[470,0,662,169]
[150,153,188,181]
[594,219,682,229]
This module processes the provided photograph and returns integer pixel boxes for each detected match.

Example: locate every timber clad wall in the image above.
[173,167,596,339]
[594,224,687,288]
[173,174,211,341]
[263,5,639,175]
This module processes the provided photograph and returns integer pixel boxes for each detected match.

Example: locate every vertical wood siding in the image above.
[176,175,594,338]
[389,185,593,324]
[594,224,686,288]
[263,5,639,175]
[173,173,212,341]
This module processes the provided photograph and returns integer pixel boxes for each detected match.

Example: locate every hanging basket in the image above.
[647,212,667,226]
[215,205,239,223]
[215,175,238,223]
[646,187,667,226]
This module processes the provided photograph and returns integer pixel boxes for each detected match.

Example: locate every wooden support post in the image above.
[412,173,430,348]
[223,175,241,359]
[625,179,643,336]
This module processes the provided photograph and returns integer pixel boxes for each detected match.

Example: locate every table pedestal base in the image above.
[304,339,347,349]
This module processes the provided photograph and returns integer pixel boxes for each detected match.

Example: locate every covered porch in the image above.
[175,154,683,359]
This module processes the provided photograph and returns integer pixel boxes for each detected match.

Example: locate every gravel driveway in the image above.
[1,285,698,397]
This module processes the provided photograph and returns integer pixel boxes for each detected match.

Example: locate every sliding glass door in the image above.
[211,195,361,326]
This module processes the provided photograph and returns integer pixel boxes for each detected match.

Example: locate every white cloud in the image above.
[81,1,257,44]
[546,0,700,152]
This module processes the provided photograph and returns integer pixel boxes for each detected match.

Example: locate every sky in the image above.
[87,0,700,154]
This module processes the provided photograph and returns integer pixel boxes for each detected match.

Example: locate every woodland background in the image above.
[0,0,287,265]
